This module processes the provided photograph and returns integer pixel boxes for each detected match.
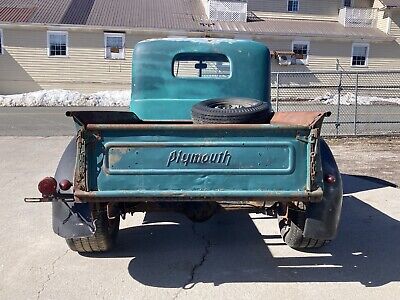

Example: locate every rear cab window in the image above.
[173,53,231,79]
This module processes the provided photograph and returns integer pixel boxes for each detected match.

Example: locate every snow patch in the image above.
[314,92,400,105]
[0,90,131,107]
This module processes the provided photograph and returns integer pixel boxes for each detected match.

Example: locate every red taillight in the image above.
[59,179,72,191]
[324,174,336,184]
[38,177,57,196]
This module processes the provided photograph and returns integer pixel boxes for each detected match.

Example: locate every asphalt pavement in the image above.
[0,107,125,136]
[0,110,399,299]
[1,105,399,136]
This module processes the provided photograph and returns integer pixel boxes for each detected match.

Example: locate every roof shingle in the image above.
[60,0,95,25]
[0,0,393,41]
[380,0,400,7]
[0,7,36,22]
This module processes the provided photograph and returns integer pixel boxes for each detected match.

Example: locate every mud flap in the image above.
[52,138,94,239]
[52,201,94,238]
[303,139,343,240]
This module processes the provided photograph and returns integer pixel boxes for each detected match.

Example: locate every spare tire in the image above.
[191,98,270,124]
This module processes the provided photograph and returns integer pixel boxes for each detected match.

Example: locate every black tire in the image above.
[191,98,270,124]
[65,209,120,253]
[278,203,329,250]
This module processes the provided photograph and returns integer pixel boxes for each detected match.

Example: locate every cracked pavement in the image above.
[173,224,212,300]
[36,250,69,300]
[0,135,399,299]
[183,224,212,290]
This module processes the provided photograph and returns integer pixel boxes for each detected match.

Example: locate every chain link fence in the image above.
[271,70,400,136]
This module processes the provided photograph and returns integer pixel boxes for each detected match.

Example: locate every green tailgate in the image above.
[74,124,323,202]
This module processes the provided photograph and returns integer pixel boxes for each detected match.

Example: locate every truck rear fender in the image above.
[303,139,343,240]
[52,138,93,239]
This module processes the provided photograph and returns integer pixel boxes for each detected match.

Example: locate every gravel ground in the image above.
[327,136,399,186]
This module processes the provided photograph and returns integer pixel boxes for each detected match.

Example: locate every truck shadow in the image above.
[85,174,400,288]
[341,174,397,194]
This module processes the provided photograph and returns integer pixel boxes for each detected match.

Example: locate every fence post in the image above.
[354,73,359,135]
[336,72,343,136]
[275,72,280,112]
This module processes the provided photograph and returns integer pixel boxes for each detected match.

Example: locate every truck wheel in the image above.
[65,210,120,253]
[191,98,270,124]
[278,202,329,249]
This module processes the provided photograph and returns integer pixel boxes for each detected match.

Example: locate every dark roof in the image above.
[60,0,95,25]
[0,7,36,22]
[380,0,400,7]
[85,0,205,30]
[0,0,393,40]
[212,18,390,40]
[0,0,206,31]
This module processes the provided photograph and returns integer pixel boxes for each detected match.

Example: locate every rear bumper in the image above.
[73,187,323,203]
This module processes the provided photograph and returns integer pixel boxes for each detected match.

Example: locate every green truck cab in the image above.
[27,38,343,253]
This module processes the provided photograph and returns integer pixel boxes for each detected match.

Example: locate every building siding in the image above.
[250,0,376,22]
[261,38,400,72]
[249,0,342,21]
[376,10,390,33]
[1,24,400,95]
[0,28,153,94]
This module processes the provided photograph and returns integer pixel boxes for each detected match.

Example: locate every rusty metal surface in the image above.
[73,188,324,203]
[309,128,319,190]
[72,116,324,205]
[270,111,331,128]
[78,112,331,132]
[74,130,87,192]
[121,201,267,214]
[85,123,308,131]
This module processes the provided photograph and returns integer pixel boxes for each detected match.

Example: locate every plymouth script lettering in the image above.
[166,150,231,167]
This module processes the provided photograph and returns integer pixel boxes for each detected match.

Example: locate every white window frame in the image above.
[287,0,299,12]
[104,32,125,60]
[47,31,69,57]
[292,40,310,65]
[351,43,369,67]
[0,29,3,55]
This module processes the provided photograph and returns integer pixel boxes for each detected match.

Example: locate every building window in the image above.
[343,0,352,7]
[351,43,369,67]
[0,29,3,55]
[104,33,125,60]
[292,41,309,65]
[47,31,68,57]
[288,0,299,12]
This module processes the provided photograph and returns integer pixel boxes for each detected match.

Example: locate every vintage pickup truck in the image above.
[26,38,343,253]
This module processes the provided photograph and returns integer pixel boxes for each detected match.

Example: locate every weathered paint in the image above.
[66,39,327,204]
[130,38,271,121]
[73,123,323,202]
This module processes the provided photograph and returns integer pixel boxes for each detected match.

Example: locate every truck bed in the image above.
[68,111,327,203]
